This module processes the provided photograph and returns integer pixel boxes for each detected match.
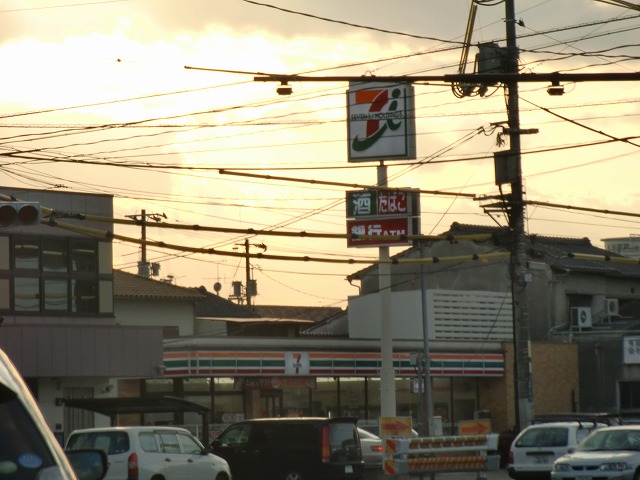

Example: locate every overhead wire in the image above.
[5,1,640,278]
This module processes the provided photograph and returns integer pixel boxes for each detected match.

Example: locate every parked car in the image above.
[66,426,231,480]
[357,427,383,469]
[357,422,419,438]
[552,425,640,480]
[210,417,365,480]
[508,421,604,480]
[0,347,107,480]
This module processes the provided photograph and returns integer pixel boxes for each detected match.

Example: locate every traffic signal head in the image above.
[0,202,41,227]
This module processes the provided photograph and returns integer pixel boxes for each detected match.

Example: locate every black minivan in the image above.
[210,417,365,480]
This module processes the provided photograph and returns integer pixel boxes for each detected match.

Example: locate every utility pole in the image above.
[378,164,396,418]
[244,239,252,308]
[126,210,167,278]
[236,240,267,309]
[505,0,533,429]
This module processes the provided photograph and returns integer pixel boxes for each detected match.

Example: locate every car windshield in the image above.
[579,429,640,451]
[0,382,58,479]
[515,427,568,447]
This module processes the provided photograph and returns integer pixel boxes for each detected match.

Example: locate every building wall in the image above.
[358,240,512,296]
[478,343,514,434]
[116,298,196,336]
[477,342,579,434]
[531,342,579,414]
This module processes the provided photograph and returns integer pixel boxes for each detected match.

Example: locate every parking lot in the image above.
[364,467,511,480]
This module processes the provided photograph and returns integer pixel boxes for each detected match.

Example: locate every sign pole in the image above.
[378,163,396,417]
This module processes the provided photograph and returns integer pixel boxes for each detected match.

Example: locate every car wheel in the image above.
[633,469,640,480]
[283,471,303,480]
[214,473,230,480]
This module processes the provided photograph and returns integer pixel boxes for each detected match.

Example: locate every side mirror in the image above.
[66,449,109,480]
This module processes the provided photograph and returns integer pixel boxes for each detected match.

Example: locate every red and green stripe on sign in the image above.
[162,351,504,377]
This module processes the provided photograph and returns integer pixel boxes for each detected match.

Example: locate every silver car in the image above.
[552,425,640,480]
[357,427,383,468]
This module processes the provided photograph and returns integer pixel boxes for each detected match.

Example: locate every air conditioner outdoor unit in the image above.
[571,307,592,329]
[605,298,620,317]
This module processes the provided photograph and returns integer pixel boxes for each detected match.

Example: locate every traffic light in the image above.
[0,202,41,227]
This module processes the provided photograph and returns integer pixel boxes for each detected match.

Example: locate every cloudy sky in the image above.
[1,0,639,307]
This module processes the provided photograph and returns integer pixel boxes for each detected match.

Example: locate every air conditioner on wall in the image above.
[571,307,592,329]
[605,298,620,317]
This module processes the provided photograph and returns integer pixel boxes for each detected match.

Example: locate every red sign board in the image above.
[347,217,412,248]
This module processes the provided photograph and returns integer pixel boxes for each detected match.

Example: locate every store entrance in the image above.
[261,389,283,417]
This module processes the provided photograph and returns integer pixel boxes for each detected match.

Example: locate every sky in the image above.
[1,0,640,308]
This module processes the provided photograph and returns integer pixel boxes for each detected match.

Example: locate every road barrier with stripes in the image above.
[383,434,500,477]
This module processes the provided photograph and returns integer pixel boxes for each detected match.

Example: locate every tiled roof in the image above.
[348,222,640,280]
[193,287,261,319]
[300,310,350,337]
[113,270,204,300]
[252,305,344,323]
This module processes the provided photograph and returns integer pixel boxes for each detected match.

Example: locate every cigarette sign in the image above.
[347,82,416,162]
[346,189,418,218]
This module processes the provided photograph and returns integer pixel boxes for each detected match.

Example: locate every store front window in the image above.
[154,373,486,437]
[313,378,338,417]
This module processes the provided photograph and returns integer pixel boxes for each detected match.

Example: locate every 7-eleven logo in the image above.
[351,87,403,152]
[285,352,309,375]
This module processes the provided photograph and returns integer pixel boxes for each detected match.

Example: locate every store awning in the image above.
[62,396,210,443]
[62,395,209,416]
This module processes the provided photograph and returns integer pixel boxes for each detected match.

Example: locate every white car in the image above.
[66,426,231,480]
[552,425,640,480]
[0,347,106,480]
[508,421,604,480]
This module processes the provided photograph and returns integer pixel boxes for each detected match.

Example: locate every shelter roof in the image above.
[61,395,209,416]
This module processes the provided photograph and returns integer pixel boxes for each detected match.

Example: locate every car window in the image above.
[139,432,159,452]
[218,425,251,446]
[581,430,640,451]
[576,427,594,443]
[158,432,181,454]
[329,423,357,447]
[515,427,568,447]
[328,422,360,462]
[254,424,316,447]
[177,433,203,454]
[358,429,379,440]
[0,383,57,479]
[67,431,130,455]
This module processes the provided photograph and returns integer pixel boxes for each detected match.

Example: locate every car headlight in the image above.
[599,462,628,471]
[555,464,571,472]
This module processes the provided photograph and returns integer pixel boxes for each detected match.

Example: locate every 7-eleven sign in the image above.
[285,352,309,375]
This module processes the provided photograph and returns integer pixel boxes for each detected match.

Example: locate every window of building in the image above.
[1,234,113,316]
[620,381,640,410]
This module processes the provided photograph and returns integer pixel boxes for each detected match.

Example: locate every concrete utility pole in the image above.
[378,164,396,418]
[505,0,533,429]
